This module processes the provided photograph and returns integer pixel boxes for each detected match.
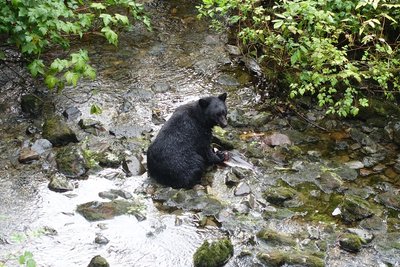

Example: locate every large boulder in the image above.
[42,116,78,146]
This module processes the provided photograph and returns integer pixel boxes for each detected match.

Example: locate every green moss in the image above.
[258,251,324,267]
[263,186,297,206]
[42,116,77,146]
[339,233,363,252]
[256,229,297,246]
[193,238,233,267]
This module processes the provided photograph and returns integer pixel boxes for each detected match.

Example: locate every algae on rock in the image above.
[193,238,233,267]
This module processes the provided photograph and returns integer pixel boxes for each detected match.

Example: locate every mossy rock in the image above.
[77,200,142,221]
[256,229,297,246]
[263,186,298,206]
[339,195,377,223]
[56,145,89,178]
[339,233,363,253]
[257,251,324,267]
[193,238,233,267]
[21,94,44,117]
[42,116,78,146]
[88,255,109,267]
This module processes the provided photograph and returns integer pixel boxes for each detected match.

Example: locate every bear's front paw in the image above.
[216,150,228,162]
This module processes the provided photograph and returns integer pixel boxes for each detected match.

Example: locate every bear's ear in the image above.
[218,93,227,102]
[199,98,210,108]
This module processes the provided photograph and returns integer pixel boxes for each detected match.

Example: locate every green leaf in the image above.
[45,75,58,89]
[101,26,118,46]
[273,19,283,29]
[28,59,45,77]
[90,3,106,10]
[26,258,36,267]
[64,71,80,86]
[115,14,129,25]
[100,14,114,26]
[90,104,102,115]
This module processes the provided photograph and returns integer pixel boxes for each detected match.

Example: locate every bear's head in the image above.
[199,93,228,128]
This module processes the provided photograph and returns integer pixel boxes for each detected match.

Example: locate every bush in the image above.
[0,0,151,91]
[197,0,400,116]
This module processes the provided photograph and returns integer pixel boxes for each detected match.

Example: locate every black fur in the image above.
[147,93,228,188]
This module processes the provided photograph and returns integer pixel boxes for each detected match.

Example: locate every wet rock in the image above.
[109,124,149,138]
[347,228,374,243]
[358,98,400,122]
[263,186,297,206]
[338,233,363,253]
[48,173,74,193]
[18,147,39,163]
[95,234,109,245]
[264,132,291,146]
[62,107,81,120]
[42,116,78,146]
[362,152,386,168]
[376,191,400,211]
[31,139,52,155]
[317,171,344,193]
[256,229,297,246]
[234,182,251,196]
[98,191,118,200]
[26,125,40,135]
[215,73,240,86]
[88,255,109,267]
[56,145,88,178]
[78,119,106,135]
[227,109,248,127]
[249,112,272,128]
[257,251,324,267]
[393,121,400,145]
[345,161,364,169]
[193,238,233,267]
[289,117,308,132]
[122,155,145,176]
[109,189,133,199]
[151,82,171,93]
[225,44,241,56]
[224,172,240,186]
[335,165,358,181]
[334,140,349,151]
[21,94,43,117]
[76,200,143,221]
[153,188,223,216]
[98,152,121,168]
[339,195,375,223]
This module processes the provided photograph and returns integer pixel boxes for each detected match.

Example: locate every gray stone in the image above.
[31,139,52,155]
[18,147,39,163]
[62,107,81,120]
[48,173,74,193]
[234,182,251,196]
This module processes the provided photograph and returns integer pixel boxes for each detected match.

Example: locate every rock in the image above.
[362,153,386,168]
[88,255,109,267]
[257,251,324,267]
[56,145,88,178]
[339,195,375,223]
[339,233,363,253]
[94,234,109,245]
[193,238,233,267]
[42,116,78,146]
[78,119,106,135]
[122,155,145,176]
[249,112,272,128]
[151,82,171,93]
[225,44,241,56]
[317,171,344,193]
[263,186,297,206]
[62,107,81,120]
[227,109,247,127]
[256,229,297,246]
[347,228,374,243]
[18,147,39,163]
[26,125,40,135]
[264,133,291,146]
[76,200,143,221]
[48,173,74,193]
[224,172,240,186]
[376,191,400,211]
[289,117,308,132]
[345,161,364,169]
[393,121,400,145]
[21,94,43,117]
[98,152,121,168]
[109,189,133,199]
[234,182,251,196]
[31,139,52,155]
[98,191,118,200]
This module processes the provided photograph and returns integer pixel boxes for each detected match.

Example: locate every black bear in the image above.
[147,93,228,188]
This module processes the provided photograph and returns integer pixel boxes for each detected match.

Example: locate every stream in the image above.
[1,0,400,266]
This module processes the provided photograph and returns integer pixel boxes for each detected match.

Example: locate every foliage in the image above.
[198,0,400,116]
[0,0,151,91]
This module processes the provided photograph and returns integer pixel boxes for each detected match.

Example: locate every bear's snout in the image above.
[219,116,228,128]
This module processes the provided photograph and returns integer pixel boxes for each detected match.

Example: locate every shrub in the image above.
[0,0,151,91]
[197,0,400,116]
